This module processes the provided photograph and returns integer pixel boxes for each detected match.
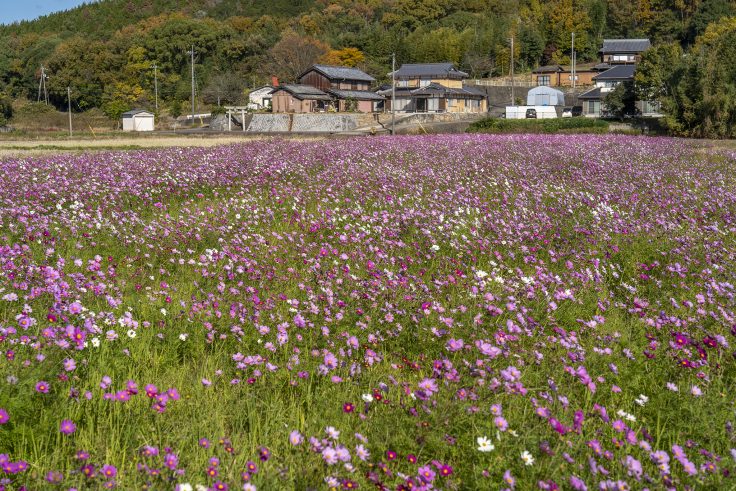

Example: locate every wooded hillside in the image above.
[0,0,734,125]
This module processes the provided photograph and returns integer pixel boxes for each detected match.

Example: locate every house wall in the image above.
[272,92,317,113]
[357,100,374,113]
[299,71,331,91]
[601,54,642,64]
[271,91,295,113]
[534,71,596,87]
[397,78,464,89]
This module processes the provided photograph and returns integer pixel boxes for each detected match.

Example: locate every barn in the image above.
[121,109,155,131]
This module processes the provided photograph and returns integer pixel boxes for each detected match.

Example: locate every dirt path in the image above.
[0,135,291,157]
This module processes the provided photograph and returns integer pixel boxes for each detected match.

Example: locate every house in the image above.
[579,65,636,117]
[577,39,660,117]
[531,64,606,87]
[270,85,333,113]
[599,39,651,65]
[379,63,488,113]
[121,109,154,131]
[247,86,273,111]
[297,64,382,112]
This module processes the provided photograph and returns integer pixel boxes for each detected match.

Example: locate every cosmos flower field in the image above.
[0,134,735,490]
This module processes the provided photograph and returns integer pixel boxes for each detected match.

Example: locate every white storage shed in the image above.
[526,86,566,106]
[122,109,155,131]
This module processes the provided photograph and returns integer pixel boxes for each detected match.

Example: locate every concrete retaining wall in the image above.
[292,114,364,133]
[246,114,290,133]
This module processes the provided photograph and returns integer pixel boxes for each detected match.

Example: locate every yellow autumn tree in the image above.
[319,48,366,67]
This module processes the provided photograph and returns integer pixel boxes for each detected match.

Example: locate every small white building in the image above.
[526,86,566,106]
[122,109,155,131]
[247,86,273,111]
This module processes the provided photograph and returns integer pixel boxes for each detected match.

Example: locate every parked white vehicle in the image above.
[504,106,558,119]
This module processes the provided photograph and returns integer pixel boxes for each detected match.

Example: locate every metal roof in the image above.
[593,65,636,81]
[578,87,603,99]
[327,89,384,101]
[533,65,564,74]
[390,63,469,79]
[599,39,651,54]
[122,109,154,117]
[271,85,332,100]
[378,83,486,99]
[300,64,375,82]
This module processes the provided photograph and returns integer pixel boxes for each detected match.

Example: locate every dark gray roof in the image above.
[378,83,486,99]
[300,64,375,82]
[533,65,564,73]
[578,87,603,99]
[271,85,332,100]
[327,89,384,101]
[122,109,153,117]
[599,39,651,54]
[594,65,636,81]
[390,63,469,79]
[593,63,612,70]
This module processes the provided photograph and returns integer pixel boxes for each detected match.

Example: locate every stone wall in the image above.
[246,114,290,133]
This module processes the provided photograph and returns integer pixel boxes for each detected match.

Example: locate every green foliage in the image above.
[604,81,638,119]
[637,17,736,138]
[0,93,12,126]
[467,117,609,133]
[169,99,183,118]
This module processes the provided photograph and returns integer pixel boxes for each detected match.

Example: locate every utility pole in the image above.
[391,52,396,135]
[37,66,49,105]
[510,36,515,105]
[151,63,159,112]
[67,87,72,137]
[186,45,196,125]
[571,32,576,89]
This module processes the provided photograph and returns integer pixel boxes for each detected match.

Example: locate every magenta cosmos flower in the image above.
[0,408,9,424]
[59,419,76,435]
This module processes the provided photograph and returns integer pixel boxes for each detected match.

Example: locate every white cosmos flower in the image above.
[477,436,495,452]
[177,484,193,491]
[521,450,535,466]
[127,329,137,338]
[361,393,374,403]
[430,244,440,251]
[91,337,100,348]
[179,333,189,341]
[635,394,649,406]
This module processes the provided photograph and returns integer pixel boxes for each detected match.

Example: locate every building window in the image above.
[587,100,600,115]
[537,75,550,86]
[419,78,431,87]
[612,54,635,62]
[397,80,408,88]
[447,98,456,107]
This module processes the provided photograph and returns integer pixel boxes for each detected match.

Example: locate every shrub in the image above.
[0,94,12,126]
[467,117,609,134]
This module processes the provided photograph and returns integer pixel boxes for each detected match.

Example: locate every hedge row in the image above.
[467,117,610,134]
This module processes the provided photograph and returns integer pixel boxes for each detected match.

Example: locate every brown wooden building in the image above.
[270,85,333,113]
[531,64,608,87]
